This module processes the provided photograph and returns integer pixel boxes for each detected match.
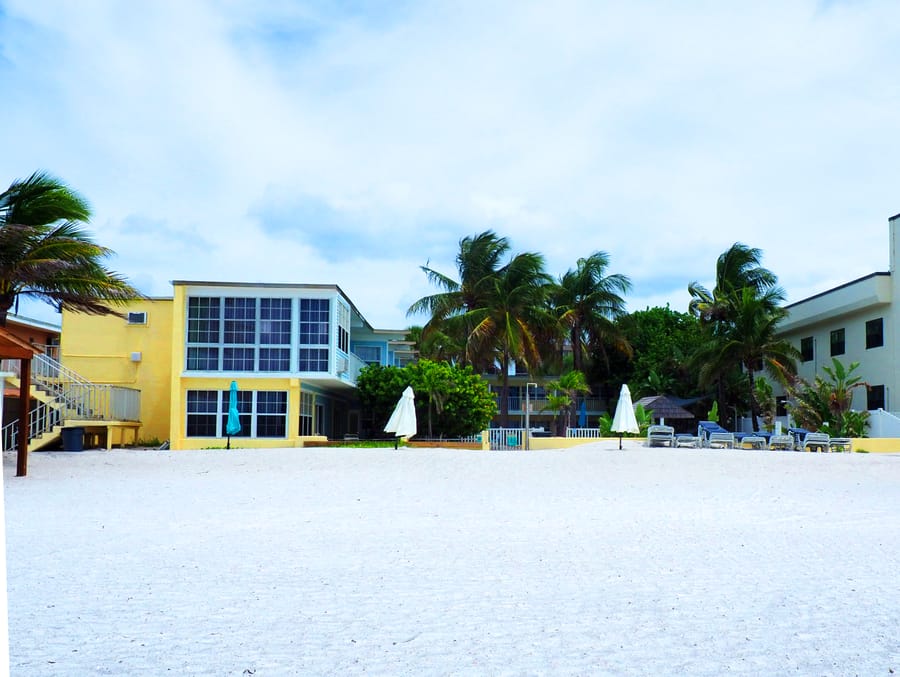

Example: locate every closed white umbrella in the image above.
[384,386,417,448]
[611,384,640,450]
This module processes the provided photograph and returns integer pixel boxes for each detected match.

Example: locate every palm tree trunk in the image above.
[746,366,760,432]
[499,351,510,427]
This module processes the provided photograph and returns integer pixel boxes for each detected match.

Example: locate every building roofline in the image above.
[784,271,890,309]
[889,212,900,221]
[6,313,61,333]
[170,280,376,331]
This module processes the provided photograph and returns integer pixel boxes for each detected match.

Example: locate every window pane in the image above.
[224,298,256,344]
[187,390,218,436]
[300,299,329,345]
[299,347,329,372]
[260,298,292,345]
[187,347,219,371]
[800,337,814,362]
[259,348,290,371]
[223,347,255,371]
[867,385,885,410]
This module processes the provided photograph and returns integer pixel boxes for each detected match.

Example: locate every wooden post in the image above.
[16,357,30,477]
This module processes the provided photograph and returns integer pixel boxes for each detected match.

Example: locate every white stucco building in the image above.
[776,212,900,432]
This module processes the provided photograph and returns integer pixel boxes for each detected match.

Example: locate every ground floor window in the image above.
[867,385,885,411]
[186,389,288,438]
[300,391,315,436]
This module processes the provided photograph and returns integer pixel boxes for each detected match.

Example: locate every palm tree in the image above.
[551,252,631,373]
[0,171,142,326]
[407,231,511,368]
[688,243,781,322]
[700,288,798,431]
[466,251,553,425]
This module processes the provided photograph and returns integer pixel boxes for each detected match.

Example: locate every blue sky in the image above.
[2,0,899,329]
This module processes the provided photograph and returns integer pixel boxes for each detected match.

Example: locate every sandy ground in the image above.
[4,441,900,676]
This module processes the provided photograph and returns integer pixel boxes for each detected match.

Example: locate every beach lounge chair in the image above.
[767,434,794,451]
[697,421,735,448]
[647,425,675,447]
[829,437,852,453]
[737,435,767,450]
[800,431,831,452]
[675,434,700,448]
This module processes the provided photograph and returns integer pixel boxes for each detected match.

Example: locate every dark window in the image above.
[186,391,218,436]
[260,298,291,344]
[830,328,845,356]
[224,298,256,344]
[800,337,814,362]
[127,311,147,325]
[867,385,885,410]
[776,396,788,417]
[259,348,290,372]
[223,347,255,371]
[255,391,287,437]
[866,318,884,349]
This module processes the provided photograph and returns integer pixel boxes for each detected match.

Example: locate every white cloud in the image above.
[2,0,899,327]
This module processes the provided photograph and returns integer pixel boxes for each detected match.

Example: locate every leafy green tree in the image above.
[754,376,776,431]
[355,364,409,437]
[434,363,497,437]
[551,252,631,373]
[406,359,456,438]
[357,361,497,439]
[787,358,870,437]
[0,171,142,326]
[603,306,702,399]
[688,243,781,322]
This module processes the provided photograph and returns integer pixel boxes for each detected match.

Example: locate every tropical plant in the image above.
[406,359,456,438]
[688,242,781,322]
[754,376,776,431]
[0,171,142,326]
[707,400,719,423]
[551,252,631,373]
[787,358,870,437]
[543,370,591,433]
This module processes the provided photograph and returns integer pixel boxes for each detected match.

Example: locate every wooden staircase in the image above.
[2,353,141,452]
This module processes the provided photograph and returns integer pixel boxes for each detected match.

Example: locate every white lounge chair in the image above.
[800,431,831,452]
[829,437,852,453]
[647,425,675,447]
[706,431,735,449]
[767,434,794,451]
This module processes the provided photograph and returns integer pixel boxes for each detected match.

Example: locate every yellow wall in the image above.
[61,300,174,443]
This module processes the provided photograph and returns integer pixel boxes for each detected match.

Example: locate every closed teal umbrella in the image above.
[226,380,241,449]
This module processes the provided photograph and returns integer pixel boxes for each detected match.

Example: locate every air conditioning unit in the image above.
[337,357,349,373]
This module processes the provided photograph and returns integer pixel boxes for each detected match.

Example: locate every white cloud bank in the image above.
[2,0,899,327]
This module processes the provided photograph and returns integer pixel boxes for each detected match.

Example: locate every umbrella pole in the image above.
[619,434,623,450]
[227,435,231,450]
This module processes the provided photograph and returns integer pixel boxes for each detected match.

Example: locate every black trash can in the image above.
[61,427,85,452]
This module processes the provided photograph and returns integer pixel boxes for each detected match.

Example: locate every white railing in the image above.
[566,428,604,438]
[1,352,141,448]
[1,419,16,452]
[488,428,524,450]
[865,409,899,437]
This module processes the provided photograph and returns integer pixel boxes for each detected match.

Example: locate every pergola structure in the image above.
[0,327,40,476]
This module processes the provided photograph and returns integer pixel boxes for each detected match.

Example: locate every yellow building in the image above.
[61,281,413,450]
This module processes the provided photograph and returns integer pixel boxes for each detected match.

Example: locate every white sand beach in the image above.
[5,442,900,676]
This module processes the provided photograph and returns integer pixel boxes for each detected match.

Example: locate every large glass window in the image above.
[337,303,350,354]
[186,296,293,372]
[299,298,330,372]
[866,318,884,349]
[830,328,845,356]
[186,390,218,437]
[256,391,288,437]
[187,389,288,438]
[300,299,329,345]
